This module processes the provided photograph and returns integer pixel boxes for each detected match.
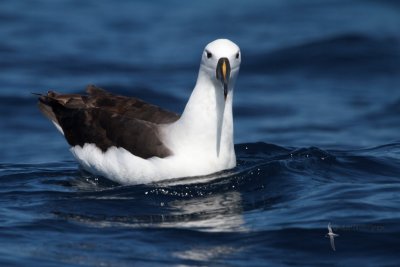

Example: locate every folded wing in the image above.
[38,85,180,159]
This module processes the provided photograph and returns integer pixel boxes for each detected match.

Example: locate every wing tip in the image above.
[36,90,63,123]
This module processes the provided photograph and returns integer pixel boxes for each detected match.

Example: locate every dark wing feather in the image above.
[38,85,179,159]
[85,85,179,124]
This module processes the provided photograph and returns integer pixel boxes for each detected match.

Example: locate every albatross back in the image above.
[38,85,180,159]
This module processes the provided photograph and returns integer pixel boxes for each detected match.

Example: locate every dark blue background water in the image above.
[1,1,399,266]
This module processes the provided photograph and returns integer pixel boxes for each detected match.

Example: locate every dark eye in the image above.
[236,52,240,59]
[206,51,212,59]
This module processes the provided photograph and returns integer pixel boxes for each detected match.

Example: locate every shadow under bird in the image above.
[37,39,241,185]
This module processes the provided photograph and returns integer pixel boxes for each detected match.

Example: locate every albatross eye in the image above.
[206,51,212,59]
[236,52,240,59]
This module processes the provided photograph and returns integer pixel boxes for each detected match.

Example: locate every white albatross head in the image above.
[200,39,241,101]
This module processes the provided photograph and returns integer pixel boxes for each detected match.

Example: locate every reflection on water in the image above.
[166,190,246,232]
[58,178,247,233]
[174,245,240,263]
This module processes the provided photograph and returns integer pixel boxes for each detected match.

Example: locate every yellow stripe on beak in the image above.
[222,60,227,81]
[216,57,231,101]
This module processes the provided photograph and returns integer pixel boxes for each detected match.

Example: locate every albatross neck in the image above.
[171,67,235,156]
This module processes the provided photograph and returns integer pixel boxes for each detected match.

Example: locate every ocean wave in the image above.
[244,33,400,76]
[1,142,399,232]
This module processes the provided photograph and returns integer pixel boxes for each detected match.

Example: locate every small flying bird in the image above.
[325,222,339,251]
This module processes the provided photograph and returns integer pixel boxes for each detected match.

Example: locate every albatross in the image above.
[38,39,241,184]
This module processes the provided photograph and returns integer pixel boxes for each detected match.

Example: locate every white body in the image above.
[70,39,241,184]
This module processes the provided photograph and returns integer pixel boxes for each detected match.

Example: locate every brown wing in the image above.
[85,85,180,124]
[38,85,179,159]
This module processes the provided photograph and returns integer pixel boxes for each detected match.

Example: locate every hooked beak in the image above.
[216,57,231,100]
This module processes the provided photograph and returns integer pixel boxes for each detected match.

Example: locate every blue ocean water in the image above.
[1,0,400,266]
